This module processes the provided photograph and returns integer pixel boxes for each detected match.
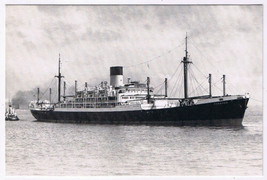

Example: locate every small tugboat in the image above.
[29,35,249,126]
[5,105,19,121]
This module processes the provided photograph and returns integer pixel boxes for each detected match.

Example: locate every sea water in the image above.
[5,107,262,176]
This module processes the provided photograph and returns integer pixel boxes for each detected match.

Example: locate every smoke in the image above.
[11,90,35,109]
[11,81,77,109]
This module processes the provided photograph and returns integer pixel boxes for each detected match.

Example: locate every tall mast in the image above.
[182,33,192,99]
[55,54,64,103]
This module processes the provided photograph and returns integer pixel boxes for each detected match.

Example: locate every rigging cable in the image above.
[39,77,57,100]
[212,83,223,93]
[189,78,208,96]
[188,66,203,96]
[191,63,208,79]
[124,40,185,69]
[152,62,182,96]
[212,78,224,94]
[189,37,220,75]
[189,37,243,94]
[154,81,165,94]
[169,65,184,97]
[190,65,209,94]
[169,62,182,82]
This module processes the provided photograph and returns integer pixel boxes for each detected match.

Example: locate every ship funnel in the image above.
[110,66,123,87]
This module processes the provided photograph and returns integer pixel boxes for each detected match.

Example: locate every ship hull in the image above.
[30,98,249,126]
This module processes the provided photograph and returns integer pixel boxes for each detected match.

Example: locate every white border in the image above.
[1,0,265,180]
[0,0,5,179]
[1,0,266,5]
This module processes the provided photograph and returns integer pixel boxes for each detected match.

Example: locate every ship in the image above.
[6,105,19,121]
[29,36,249,126]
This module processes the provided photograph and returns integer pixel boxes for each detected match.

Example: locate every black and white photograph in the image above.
[2,0,264,178]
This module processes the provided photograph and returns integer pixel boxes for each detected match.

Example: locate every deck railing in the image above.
[58,101,118,108]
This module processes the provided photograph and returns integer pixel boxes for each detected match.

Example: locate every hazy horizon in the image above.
[5,5,263,106]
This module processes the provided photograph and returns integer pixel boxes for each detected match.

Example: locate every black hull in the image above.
[30,98,249,126]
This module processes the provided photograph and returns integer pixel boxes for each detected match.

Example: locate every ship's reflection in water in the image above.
[6,109,262,176]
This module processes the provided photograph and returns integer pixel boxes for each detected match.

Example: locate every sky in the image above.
[5,5,263,106]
